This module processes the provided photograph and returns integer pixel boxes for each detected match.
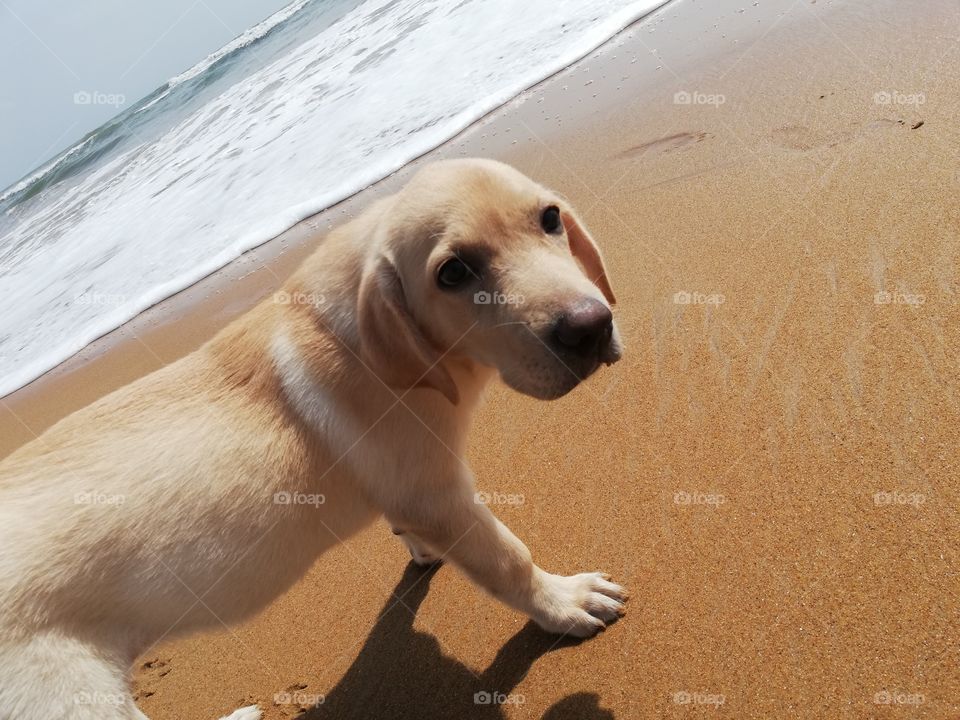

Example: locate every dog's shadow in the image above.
[299,562,615,720]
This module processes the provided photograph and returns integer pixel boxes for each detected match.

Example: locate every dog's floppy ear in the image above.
[560,208,617,305]
[357,253,459,405]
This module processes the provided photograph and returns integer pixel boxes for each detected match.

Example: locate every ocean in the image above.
[0,0,669,398]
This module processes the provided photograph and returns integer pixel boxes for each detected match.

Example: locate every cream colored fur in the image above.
[0,159,625,720]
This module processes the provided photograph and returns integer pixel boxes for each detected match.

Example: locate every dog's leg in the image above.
[391,526,440,566]
[0,633,147,720]
[389,487,626,638]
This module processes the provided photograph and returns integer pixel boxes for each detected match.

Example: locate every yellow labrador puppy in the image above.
[0,159,624,720]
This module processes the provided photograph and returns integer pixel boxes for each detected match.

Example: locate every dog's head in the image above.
[358,158,622,404]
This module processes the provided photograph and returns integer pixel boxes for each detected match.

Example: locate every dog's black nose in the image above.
[553,298,613,358]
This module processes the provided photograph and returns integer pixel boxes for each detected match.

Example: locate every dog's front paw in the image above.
[529,571,627,637]
[407,543,440,567]
[393,528,442,567]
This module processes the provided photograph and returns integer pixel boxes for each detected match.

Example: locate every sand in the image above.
[3,0,958,717]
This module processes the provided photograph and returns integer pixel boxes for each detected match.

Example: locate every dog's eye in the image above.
[541,205,563,234]
[437,258,471,288]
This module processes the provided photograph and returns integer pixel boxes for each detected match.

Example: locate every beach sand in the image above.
[3,0,959,717]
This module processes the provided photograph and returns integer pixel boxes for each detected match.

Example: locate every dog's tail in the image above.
[218,706,261,720]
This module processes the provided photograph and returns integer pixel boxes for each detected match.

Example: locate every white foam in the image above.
[0,0,671,398]
[167,0,311,89]
[0,134,97,205]
[131,0,311,117]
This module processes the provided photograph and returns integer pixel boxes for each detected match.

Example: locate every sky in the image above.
[0,0,292,190]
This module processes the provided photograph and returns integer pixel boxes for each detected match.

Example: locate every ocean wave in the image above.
[166,0,312,90]
[0,0,313,209]
[0,135,97,207]
[0,0,672,399]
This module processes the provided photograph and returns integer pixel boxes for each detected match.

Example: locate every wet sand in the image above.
[4,0,959,717]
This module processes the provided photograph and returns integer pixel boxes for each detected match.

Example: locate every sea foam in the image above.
[0,0,670,398]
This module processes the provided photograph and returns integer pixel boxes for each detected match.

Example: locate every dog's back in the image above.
[0,340,335,719]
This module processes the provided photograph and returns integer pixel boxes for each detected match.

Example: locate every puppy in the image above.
[0,159,625,720]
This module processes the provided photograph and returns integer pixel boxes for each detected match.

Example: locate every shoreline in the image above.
[0,0,687,460]
[4,0,960,717]
[0,0,675,413]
